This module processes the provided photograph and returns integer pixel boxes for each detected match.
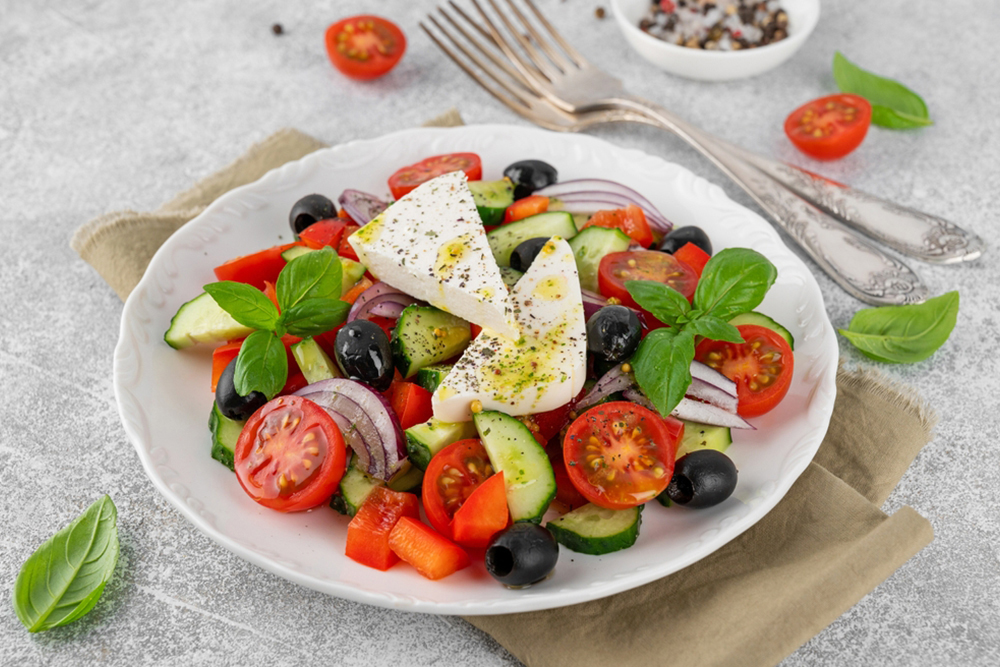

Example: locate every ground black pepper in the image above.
[271,23,284,35]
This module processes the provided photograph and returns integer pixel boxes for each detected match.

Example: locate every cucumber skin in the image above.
[469,180,514,226]
[473,411,556,524]
[391,306,471,379]
[567,226,632,292]
[165,292,253,350]
[208,404,242,472]
[729,311,795,351]
[547,505,643,555]
[487,211,577,266]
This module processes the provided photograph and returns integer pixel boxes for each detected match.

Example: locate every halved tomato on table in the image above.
[695,324,794,417]
[563,402,682,509]
[784,94,872,161]
[388,153,482,200]
[325,16,406,81]
[598,250,698,310]
[583,205,653,248]
[422,439,505,543]
[233,395,347,512]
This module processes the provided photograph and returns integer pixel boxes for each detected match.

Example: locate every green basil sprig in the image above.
[13,496,119,632]
[625,248,777,417]
[833,52,933,129]
[205,247,349,398]
[839,291,959,363]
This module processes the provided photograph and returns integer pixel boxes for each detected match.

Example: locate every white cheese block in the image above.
[432,237,587,422]
[347,171,519,339]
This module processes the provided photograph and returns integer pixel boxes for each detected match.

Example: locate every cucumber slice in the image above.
[567,226,632,292]
[499,265,524,289]
[391,305,472,378]
[405,418,478,470]
[279,247,367,296]
[728,311,794,350]
[165,292,254,350]
[208,403,244,472]
[469,179,515,226]
[676,419,732,459]
[330,456,383,516]
[547,503,642,555]
[487,211,577,266]
[386,461,424,492]
[291,337,341,384]
[474,410,556,524]
[415,364,452,394]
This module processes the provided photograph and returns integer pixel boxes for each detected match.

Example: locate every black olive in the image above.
[502,159,558,200]
[658,225,713,256]
[666,450,738,508]
[509,237,550,273]
[215,358,268,421]
[587,305,641,364]
[485,523,559,588]
[334,320,393,391]
[289,194,336,236]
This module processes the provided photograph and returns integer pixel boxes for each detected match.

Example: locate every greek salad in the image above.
[164,152,795,587]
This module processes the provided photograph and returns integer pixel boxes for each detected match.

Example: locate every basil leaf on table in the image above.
[631,329,695,418]
[276,246,343,312]
[693,248,777,322]
[839,291,959,363]
[624,280,690,325]
[203,281,280,331]
[685,316,744,344]
[234,329,289,398]
[282,298,350,337]
[13,495,119,633]
[833,51,933,129]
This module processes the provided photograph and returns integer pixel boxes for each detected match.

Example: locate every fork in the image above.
[423,0,986,305]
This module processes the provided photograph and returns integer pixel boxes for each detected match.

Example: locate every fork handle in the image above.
[615,97,929,305]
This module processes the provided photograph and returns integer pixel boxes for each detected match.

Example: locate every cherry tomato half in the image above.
[421,439,495,540]
[563,402,682,509]
[583,205,654,248]
[387,153,483,200]
[325,16,406,81]
[694,324,794,417]
[234,395,347,512]
[598,250,698,310]
[784,94,872,161]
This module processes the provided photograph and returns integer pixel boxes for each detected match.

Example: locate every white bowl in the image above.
[611,0,820,81]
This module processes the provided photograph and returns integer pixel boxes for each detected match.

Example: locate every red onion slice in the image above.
[347,281,420,322]
[295,378,407,480]
[690,360,737,398]
[350,292,421,323]
[671,398,755,430]
[575,364,635,411]
[581,288,607,321]
[338,189,388,225]
[535,179,673,232]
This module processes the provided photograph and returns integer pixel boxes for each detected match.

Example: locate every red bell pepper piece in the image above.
[451,472,509,549]
[673,242,711,278]
[346,487,421,571]
[503,195,549,224]
[213,243,301,290]
[388,517,471,580]
[338,224,360,261]
[299,218,350,250]
[210,340,244,392]
[385,381,433,430]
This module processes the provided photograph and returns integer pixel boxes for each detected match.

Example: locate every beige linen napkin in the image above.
[75,114,934,667]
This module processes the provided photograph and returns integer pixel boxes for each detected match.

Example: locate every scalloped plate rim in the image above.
[114,124,838,615]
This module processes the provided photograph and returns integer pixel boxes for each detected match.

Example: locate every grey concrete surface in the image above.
[1,0,998,665]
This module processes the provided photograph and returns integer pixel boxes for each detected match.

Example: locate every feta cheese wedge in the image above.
[432,237,587,422]
[348,171,519,339]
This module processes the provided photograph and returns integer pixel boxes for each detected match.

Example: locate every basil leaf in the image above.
[234,329,288,398]
[276,247,342,312]
[631,328,695,418]
[833,51,933,129]
[624,280,690,325]
[203,281,279,331]
[870,106,935,129]
[686,317,744,344]
[693,248,777,322]
[839,291,959,364]
[13,495,119,632]
[282,298,350,337]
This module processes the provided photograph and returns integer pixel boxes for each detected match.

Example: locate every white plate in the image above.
[114,125,838,615]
